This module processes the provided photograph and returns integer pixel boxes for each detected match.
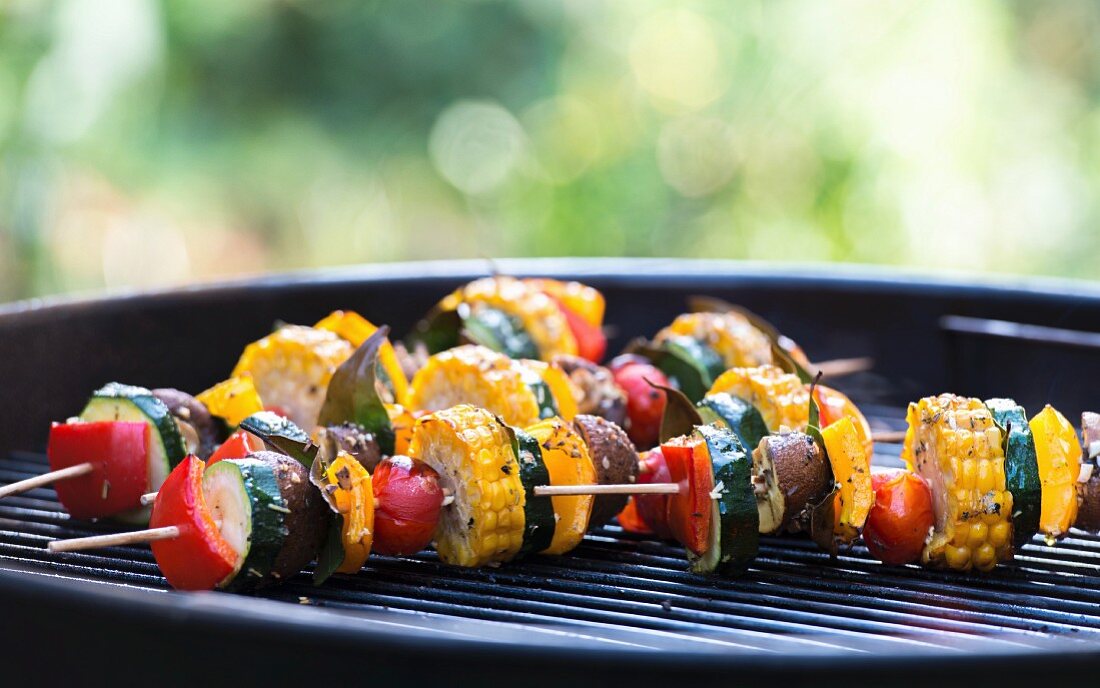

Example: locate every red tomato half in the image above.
[149,456,238,591]
[47,421,149,520]
[863,470,934,566]
[208,431,265,465]
[372,456,444,556]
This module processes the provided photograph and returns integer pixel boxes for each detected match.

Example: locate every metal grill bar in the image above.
[4,427,1100,659]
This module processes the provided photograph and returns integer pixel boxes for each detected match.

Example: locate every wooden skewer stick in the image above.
[812,357,874,379]
[0,462,94,500]
[139,492,157,506]
[872,430,908,444]
[533,483,681,497]
[47,526,181,553]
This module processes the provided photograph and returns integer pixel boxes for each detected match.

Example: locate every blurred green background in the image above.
[2,0,1099,302]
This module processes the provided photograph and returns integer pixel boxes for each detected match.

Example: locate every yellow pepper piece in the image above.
[325,452,374,574]
[386,403,417,456]
[196,375,264,427]
[526,417,596,555]
[315,310,410,406]
[1030,405,1082,539]
[821,417,873,542]
[524,278,605,328]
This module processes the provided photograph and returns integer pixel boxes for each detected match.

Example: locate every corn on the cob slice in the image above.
[902,394,1013,572]
[526,417,596,555]
[655,312,773,370]
[707,365,809,432]
[440,276,578,360]
[231,325,353,431]
[408,345,570,428]
[410,405,526,567]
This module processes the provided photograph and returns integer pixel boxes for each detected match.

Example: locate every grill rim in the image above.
[5,565,1100,676]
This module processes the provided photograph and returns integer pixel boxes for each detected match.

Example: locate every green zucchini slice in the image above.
[656,336,726,403]
[689,424,759,576]
[985,398,1041,546]
[202,457,287,590]
[697,393,770,454]
[463,307,541,361]
[511,427,556,555]
[81,383,187,522]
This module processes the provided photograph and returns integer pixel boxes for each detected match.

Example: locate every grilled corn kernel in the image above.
[231,325,353,431]
[902,394,1014,572]
[408,345,571,428]
[440,276,578,360]
[707,365,809,432]
[655,312,773,369]
[410,404,526,567]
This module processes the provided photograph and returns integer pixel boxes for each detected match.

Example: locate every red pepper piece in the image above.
[149,456,237,590]
[372,456,444,556]
[554,299,607,363]
[47,421,149,520]
[207,430,265,465]
[634,448,674,539]
[616,497,652,534]
[660,435,713,555]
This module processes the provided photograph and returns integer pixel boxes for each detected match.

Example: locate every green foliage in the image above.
[2,1,1100,300]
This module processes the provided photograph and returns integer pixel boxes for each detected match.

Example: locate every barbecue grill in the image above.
[3,258,1100,686]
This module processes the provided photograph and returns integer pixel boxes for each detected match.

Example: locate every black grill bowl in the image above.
[4,258,1100,686]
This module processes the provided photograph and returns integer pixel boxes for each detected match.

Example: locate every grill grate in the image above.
[3,409,1100,657]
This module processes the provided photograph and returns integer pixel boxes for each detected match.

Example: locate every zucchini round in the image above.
[656,336,726,402]
[81,383,187,522]
[521,372,559,421]
[202,457,286,590]
[697,393,770,454]
[689,425,758,576]
[985,398,1041,546]
[463,306,541,361]
[513,428,556,555]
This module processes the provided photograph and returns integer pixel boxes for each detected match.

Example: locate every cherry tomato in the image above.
[611,361,669,449]
[372,455,444,556]
[47,421,149,520]
[207,430,265,465]
[863,469,934,566]
[554,299,607,363]
[634,448,673,539]
[149,456,237,591]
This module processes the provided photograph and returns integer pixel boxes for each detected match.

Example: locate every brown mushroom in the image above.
[572,414,639,527]
[751,431,831,534]
[1076,413,1100,532]
[153,388,220,459]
